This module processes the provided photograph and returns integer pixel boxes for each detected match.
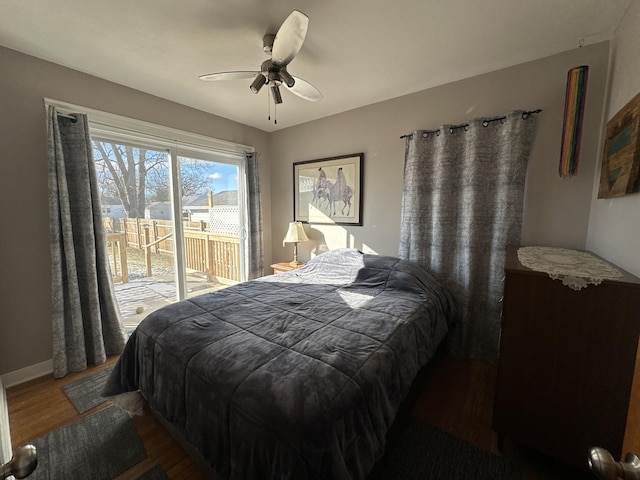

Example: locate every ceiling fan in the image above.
[199,10,323,122]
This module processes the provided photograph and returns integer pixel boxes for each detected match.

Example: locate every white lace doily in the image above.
[517,246,623,291]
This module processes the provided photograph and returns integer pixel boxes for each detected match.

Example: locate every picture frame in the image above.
[598,90,640,198]
[293,153,363,225]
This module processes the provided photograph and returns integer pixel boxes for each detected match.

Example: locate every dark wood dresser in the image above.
[493,245,640,470]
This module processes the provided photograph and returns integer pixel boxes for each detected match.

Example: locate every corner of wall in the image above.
[586,39,615,247]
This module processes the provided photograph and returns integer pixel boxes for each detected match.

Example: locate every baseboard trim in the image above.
[0,360,55,464]
[1,360,53,388]
[0,378,11,464]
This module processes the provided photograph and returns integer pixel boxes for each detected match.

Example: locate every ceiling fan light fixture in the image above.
[250,74,267,94]
[279,69,295,88]
[271,85,283,104]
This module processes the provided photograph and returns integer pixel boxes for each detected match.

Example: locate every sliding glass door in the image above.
[92,138,247,328]
[177,154,245,299]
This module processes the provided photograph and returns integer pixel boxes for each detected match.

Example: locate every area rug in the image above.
[137,464,169,480]
[62,366,113,413]
[28,405,146,479]
[370,417,521,480]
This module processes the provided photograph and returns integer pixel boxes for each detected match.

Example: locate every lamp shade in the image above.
[283,221,309,246]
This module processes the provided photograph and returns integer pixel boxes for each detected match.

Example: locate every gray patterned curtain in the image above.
[47,106,125,378]
[399,110,537,365]
[246,152,264,279]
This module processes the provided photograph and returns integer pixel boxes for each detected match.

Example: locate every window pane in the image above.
[178,156,242,298]
[93,140,177,330]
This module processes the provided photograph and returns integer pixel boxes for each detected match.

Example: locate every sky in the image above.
[199,161,238,193]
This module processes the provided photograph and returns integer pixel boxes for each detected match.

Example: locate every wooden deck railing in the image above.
[184,231,241,282]
[104,218,241,283]
[106,233,128,284]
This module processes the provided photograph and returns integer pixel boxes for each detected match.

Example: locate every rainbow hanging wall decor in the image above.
[559,65,589,177]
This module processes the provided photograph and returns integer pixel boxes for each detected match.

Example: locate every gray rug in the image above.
[370,417,521,480]
[137,464,169,480]
[29,405,146,479]
[62,366,113,413]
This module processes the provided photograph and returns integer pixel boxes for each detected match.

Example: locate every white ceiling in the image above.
[0,0,631,132]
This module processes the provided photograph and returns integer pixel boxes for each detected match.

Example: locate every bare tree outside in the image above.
[93,141,214,216]
[148,158,214,202]
[93,141,166,218]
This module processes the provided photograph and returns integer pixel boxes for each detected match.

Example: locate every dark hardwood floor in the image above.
[7,352,594,479]
[7,357,206,480]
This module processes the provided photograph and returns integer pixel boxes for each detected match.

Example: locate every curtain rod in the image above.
[399,109,542,139]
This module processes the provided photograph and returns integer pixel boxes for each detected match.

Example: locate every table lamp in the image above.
[283,221,309,266]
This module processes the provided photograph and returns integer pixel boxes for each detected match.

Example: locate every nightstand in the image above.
[271,262,305,274]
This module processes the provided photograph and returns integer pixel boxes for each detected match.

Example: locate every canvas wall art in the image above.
[598,90,640,198]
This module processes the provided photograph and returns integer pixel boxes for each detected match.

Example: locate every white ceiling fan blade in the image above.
[199,71,259,81]
[288,76,323,102]
[271,10,309,67]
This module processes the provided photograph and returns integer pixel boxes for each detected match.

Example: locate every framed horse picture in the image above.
[293,153,363,225]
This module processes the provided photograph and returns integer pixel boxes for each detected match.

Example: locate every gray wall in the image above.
[0,38,622,377]
[269,42,609,265]
[0,46,272,375]
[587,0,640,277]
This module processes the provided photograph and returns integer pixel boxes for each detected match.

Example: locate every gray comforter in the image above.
[103,248,454,480]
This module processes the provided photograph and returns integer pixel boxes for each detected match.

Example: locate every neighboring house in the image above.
[109,192,238,222]
[141,192,240,235]
[211,191,238,206]
[182,191,241,235]
[142,192,239,223]
[100,196,126,219]
[145,201,172,220]
[152,191,240,223]
[181,194,210,222]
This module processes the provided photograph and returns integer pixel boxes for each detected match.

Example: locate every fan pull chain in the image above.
[265,88,279,124]
[266,91,277,124]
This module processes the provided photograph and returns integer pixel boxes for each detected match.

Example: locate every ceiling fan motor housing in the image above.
[259,60,295,88]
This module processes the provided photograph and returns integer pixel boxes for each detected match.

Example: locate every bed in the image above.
[103,248,454,480]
